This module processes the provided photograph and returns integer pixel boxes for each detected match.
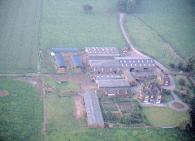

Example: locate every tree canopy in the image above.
[117,0,136,13]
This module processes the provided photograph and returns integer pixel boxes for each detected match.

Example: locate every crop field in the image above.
[40,0,125,49]
[45,94,191,141]
[143,107,190,127]
[0,78,43,141]
[127,0,195,64]
[0,0,43,73]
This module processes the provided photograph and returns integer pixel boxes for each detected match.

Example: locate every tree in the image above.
[169,63,175,69]
[178,78,186,86]
[117,0,136,14]
[177,62,184,70]
[185,56,195,73]
[83,4,93,14]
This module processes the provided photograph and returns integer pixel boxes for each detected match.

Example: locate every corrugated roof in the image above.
[85,47,120,57]
[116,58,156,68]
[94,74,123,80]
[88,60,120,68]
[96,79,130,88]
[84,92,104,128]
[54,53,66,68]
[50,48,78,53]
[71,55,83,67]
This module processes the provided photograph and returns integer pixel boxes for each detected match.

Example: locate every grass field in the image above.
[0,0,42,73]
[127,0,195,65]
[45,94,191,141]
[127,16,176,66]
[40,0,125,49]
[143,107,190,127]
[0,78,43,141]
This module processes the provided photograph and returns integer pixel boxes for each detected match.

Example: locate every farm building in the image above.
[71,55,83,71]
[115,57,156,72]
[54,53,67,72]
[83,92,104,128]
[123,70,137,85]
[88,60,122,74]
[85,47,120,59]
[95,79,132,96]
[139,82,162,104]
[50,47,78,53]
[96,79,130,88]
[91,74,123,81]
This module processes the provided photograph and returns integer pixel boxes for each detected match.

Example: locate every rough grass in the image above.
[0,78,43,141]
[40,0,125,49]
[127,16,176,66]
[0,0,42,73]
[46,94,191,141]
[132,0,195,60]
[143,107,190,127]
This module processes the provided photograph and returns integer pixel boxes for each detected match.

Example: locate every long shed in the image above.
[50,48,78,53]
[84,92,104,128]
[85,47,120,57]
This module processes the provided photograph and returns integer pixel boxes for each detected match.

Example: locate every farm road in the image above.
[118,13,190,112]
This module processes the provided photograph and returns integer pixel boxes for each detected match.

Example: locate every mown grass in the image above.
[45,94,191,141]
[0,0,42,73]
[0,78,43,141]
[143,107,190,127]
[131,0,195,60]
[40,0,125,49]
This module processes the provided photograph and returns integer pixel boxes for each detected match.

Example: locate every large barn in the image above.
[95,79,132,96]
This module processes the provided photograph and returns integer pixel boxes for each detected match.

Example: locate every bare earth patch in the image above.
[74,96,85,119]
[0,90,9,97]
[172,102,185,109]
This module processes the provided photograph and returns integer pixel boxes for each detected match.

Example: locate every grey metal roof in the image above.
[84,92,104,128]
[96,79,130,88]
[88,60,120,68]
[54,53,66,68]
[94,74,123,80]
[116,58,156,68]
[85,47,120,57]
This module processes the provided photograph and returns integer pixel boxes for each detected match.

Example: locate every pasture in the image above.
[143,107,190,127]
[127,0,195,65]
[40,0,125,49]
[0,0,42,73]
[0,78,43,141]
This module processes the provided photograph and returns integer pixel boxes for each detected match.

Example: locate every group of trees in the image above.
[170,56,195,74]
[117,0,137,13]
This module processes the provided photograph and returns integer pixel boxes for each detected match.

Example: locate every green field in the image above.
[143,107,190,127]
[45,94,191,141]
[0,79,43,141]
[0,0,42,73]
[40,0,125,49]
[127,0,195,65]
